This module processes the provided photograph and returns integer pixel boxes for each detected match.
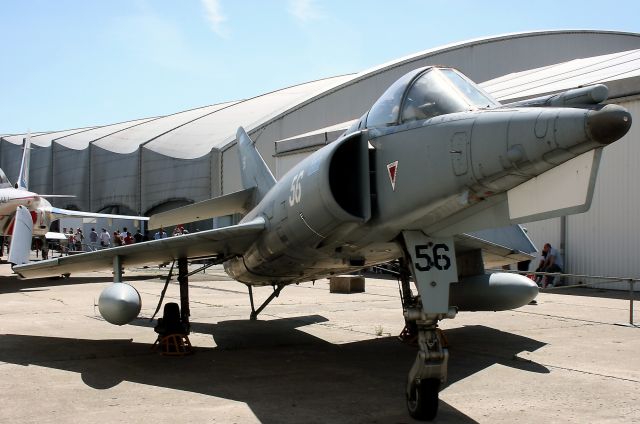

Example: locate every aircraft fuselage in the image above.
[225,103,625,285]
[0,188,50,236]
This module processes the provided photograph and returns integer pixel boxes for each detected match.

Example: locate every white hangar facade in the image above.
[2,30,640,287]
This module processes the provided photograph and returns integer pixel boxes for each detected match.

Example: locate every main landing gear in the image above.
[399,231,458,421]
[150,256,228,333]
[247,284,285,320]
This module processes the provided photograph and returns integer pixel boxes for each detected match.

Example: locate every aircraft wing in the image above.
[13,217,265,279]
[47,206,150,222]
[148,187,255,230]
[456,224,536,269]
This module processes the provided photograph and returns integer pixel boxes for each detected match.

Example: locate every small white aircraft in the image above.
[0,136,148,262]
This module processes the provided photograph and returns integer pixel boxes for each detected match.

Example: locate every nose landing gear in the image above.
[399,231,458,421]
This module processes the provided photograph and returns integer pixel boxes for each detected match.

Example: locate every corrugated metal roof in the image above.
[93,101,238,154]
[2,132,51,145]
[53,117,159,150]
[143,74,354,159]
[6,30,640,159]
[481,49,640,102]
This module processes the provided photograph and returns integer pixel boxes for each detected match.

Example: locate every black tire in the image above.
[406,378,440,421]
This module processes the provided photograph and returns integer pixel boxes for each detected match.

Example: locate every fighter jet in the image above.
[11,66,632,421]
[0,136,148,263]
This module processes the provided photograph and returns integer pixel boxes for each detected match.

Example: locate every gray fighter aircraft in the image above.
[11,66,632,421]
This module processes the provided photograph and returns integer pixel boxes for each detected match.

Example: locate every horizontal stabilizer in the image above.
[148,187,256,230]
[456,225,536,269]
[45,231,68,240]
[38,194,77,199]
[47,207,149,222]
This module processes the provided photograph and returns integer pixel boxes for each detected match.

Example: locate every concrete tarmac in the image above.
[0,258,639,423]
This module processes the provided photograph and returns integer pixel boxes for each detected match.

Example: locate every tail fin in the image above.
[17,134,31,190]
[236,127,276,205]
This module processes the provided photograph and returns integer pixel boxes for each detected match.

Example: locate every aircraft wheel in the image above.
[406,378,439,421]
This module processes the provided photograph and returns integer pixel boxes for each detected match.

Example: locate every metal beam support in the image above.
[178,257,190,332]
[248,284,285,320]
[113,255,122,283]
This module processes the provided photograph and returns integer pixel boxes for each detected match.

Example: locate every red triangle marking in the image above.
[387,161,398,191]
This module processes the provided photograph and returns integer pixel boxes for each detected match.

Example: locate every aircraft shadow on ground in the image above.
[0,316,547,423]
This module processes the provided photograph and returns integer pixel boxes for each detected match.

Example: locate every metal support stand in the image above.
[150,256,228,323]
[248,284,285,320]
[150,260,175,321]
[629,279,635,327]
[178,257,190,332]
[113,255,123,283]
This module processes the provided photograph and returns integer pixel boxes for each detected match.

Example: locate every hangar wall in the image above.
[562,98,640,289]
[523,100,640,290]
[140,149,215,215]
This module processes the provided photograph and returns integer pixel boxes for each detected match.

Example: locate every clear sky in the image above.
[2,0,639,134]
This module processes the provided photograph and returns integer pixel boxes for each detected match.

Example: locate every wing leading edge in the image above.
[47,206,150,222]
[13,217,266,279]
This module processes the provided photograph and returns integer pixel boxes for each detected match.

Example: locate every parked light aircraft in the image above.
[0,137,148,263]
[11,66,632,421]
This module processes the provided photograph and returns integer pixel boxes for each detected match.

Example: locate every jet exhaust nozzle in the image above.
[586,104,632,145]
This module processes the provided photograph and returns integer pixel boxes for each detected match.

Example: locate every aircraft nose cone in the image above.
[586,104,632,144]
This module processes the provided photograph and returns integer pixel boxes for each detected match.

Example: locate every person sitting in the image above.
[535,243,563,288]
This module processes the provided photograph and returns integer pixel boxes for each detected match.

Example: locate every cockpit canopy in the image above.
[366,67,499,128]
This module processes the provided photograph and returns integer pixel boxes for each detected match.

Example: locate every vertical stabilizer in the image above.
[17,134,31,190]
[8,206,33,265]
[236,127,276,205]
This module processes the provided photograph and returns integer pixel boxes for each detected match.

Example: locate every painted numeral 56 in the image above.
[288,170,304,206]
[414,243,451,271]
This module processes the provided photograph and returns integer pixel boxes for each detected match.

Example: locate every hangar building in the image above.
[2,30,640,288]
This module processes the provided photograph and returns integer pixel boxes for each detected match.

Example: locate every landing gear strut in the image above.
[398,257,418,343]
[405,316,448,420]
[150,255,228,329]
[247,284,285,320]
[400,231,458,421]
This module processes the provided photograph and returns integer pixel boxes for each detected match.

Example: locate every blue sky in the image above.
[2,0,640,134]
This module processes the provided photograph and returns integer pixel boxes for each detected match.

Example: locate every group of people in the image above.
[88,227,145,250]
[49,225,192,254]
[153,225,189,240]
[62,227,85,252]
